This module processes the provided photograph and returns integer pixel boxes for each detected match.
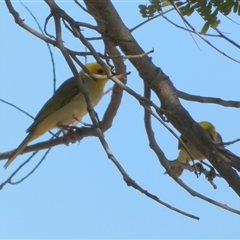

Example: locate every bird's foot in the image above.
[205,167,217,182]
[195,162,204,176]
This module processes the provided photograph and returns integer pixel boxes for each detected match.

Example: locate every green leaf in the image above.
[161,1,172,7]
[138,4,148,18]
[150,0,162,11]
[138,0,240,27]
[211,19,220,29]
[201,22,210,34]
[233,1,239,13]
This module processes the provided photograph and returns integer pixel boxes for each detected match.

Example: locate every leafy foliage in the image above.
[139,0,240,33]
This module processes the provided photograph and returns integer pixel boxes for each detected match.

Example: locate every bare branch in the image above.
[162,15,222,37]
[5,0,57,45]
[223,138,240,147]
[19,0,57,92]
[215,28,240,50]
[143,84,240,215]
[130,7,177,32]
[0,131,61,189]
[169,0,240,64]
[85,0,240,198]
[0,151,38,190]
[0,98,34,119]
[177,90,240,108]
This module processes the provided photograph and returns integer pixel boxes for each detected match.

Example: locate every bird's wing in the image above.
[216,132,223,143]
[27,77,80,133]
[178,135,188,150]
[178,128,220,150]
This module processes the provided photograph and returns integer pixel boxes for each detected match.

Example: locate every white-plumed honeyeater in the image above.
[170,121,222,177]
[5,62,112,168]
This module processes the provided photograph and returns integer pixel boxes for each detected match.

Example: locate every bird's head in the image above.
[81,62,114,89]
[199,121,218,141]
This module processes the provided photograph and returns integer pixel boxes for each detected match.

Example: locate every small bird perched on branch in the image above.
[170,121,222,177]
[5,62,112,168]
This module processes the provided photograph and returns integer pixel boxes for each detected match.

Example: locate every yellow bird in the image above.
[5,62,111,168]
[170,121,222,177]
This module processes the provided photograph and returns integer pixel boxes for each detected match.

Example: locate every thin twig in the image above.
[130,4,187,33]
[177,90,240,108]
[0,99,34,119]
[44,13,54,38]
[0,130,61,189]
[223,138,240,147]
[0,151,38,190]
[10,132,61,185]
[19,1,56,92]
[215,28,240,50]
[170,0,240,64]
[162,15,221,37]
[10,148,51,185]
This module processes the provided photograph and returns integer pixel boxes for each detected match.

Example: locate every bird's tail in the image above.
[4,132,36,169]
[169,166,184,177]
[164,163,184,177]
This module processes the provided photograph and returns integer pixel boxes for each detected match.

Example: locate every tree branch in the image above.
[84,0,240,197]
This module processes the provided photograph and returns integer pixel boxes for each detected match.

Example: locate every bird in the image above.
[170,121,222,177]
[5,62,112,168]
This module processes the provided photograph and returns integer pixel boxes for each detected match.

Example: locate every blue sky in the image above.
[0,1,240,238]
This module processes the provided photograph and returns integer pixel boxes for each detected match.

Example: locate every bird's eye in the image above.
[97,69,104,74]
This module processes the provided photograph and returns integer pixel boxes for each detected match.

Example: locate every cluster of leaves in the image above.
[139,0,240,33]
